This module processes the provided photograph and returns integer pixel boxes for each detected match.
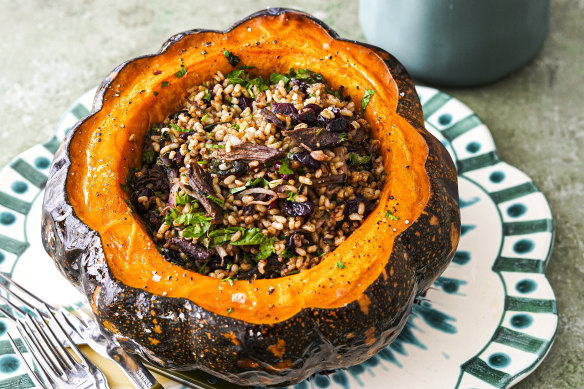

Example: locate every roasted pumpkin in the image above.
[41,8,460,386]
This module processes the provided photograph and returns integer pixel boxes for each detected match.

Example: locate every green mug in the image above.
[359,0,550,86]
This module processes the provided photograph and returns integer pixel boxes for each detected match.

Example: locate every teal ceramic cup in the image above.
[359,0,550,86]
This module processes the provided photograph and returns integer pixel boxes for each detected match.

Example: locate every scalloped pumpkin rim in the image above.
[54,9,439,325]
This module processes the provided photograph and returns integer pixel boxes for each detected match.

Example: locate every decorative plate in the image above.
[0,86,557,389]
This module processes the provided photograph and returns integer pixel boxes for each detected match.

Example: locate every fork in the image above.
[3,305,101,388]
[0,274,162,388]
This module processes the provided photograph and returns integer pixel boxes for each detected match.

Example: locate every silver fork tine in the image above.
[47,306,93,369]
[16,320,61,387]
[0,273,56,311]
[27,310,77,371]
[21,317,66,378]
[7,332,48,389]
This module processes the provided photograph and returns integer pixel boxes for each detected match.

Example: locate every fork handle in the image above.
[107,343,163,389]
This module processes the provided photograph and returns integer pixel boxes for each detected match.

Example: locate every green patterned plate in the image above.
[0,86,556,389]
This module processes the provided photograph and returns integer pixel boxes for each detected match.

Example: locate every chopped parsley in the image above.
[226,307,234,314]
[225,69,270,98]
[385,210,400,221]
[339,132,348,141]
[222,277,235,287]
[201,113,210,121]
[142,150,156,165]
[231,123,239,130]
[205,144,226,149]
[153,91,159,96]
[169,123,186,132]
[161,81,169,87]
[347,153,371,167]
[209,227,266,246]
[203,89,212,102]
[229,177,269,194]
[174,65,187,79]
[257,237,275,260]
[335,261,346,269]
[361,89,375,113]
[120,183,127,192]
[223,50,240,67]
[175,192,195,206]
[206,194,225,207]
[270,72,290,85]
[278,160,294,175]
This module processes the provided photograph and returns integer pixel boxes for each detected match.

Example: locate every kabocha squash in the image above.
[41,8,460,387]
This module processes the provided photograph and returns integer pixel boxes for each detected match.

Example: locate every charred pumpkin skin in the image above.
[41,8,460,386]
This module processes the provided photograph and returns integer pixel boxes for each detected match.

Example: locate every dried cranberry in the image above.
[326,117,351,133]
[179,131,195,140]
[281,200,314,217]
[344,196,375,219]
[304,104,323,116]
[295,108,318,125]
[292,152,320,169]
[317,107,341,127]
[272,103,298,116]
[238,96,253,110]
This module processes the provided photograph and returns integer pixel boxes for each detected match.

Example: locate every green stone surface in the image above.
[0,1,582,388]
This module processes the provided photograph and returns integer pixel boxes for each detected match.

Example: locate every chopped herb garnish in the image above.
[175,192,195,206]
[385,210,399,221]
[257,237,275,260]
[326,88,341,99]
[361,89,375,113]
[247,177,270,188]
[206,194,225,207]
[270,72,290,85]
[347,153,371,167]
[205,144,226,149]
[225,69,269,99]
[203,89,212,102]
[161,81,169,87]
[229,185,247,194]
[141,150,156,165]
[153,91,159,96]
[238,65,255,70]
[229,177,269,194]
[120,183,127,192]
[201,113,210,121]
[227,307,234,314]
[231,123,239,130]
[209,227,266,246]
[169,123,185,132]
[278,160,294,175]
[339,132,347,141]
[174,65,187,79]
[222,277,234,286]
[223,50,241,67]
[197,160,208,164]
[335,261,346,269]
[286,190,297,201]
[199,261,209,274]
[316,128,324,136]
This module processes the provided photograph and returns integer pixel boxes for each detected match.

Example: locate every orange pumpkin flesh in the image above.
[67,13,428,324]
[43,9,459,386]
